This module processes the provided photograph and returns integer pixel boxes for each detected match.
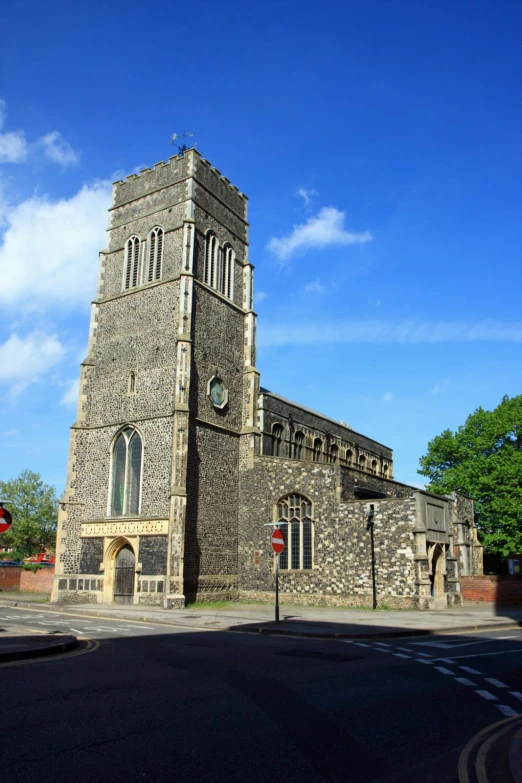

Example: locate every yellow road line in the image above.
[458,715,522,783]
[0,637,100,668]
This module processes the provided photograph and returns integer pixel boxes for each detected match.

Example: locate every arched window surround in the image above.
[108,426,144,517]
[204,230,218,289]
[145,226,164,283]
[203,231,235,301]
[275,493,314,571]
[222,242,235,300]
[313,438,323,463]
[123,235,142,291]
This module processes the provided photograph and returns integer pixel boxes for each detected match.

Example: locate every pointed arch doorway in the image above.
[114,543,136,604]
[430,544,447,609]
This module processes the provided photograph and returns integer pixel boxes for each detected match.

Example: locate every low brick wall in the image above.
[20,567,54,593]
[0,565,54,593]
[461,575,522,604]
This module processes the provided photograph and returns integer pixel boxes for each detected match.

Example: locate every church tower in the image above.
[52,149,260,608]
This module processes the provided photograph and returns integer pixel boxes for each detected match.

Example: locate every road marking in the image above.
[496,705,519,717]
[435,666,454,675]
[416,652,432,657]
[496,635,520,640]
[418,659,435,664]
[70,628,83,634]
[485,678,508,689]
[510,692,522,702]
[353,642,370,647]
[475,690,498,701]
[440,658,456,664]
[0,637,100,668]
[458,715,522,783]
[396,647,412,652]
[374,642,391,647]
[460,666,481,675]
[393,653,411,659]
[455,677,477,687]
[436,648,522,662]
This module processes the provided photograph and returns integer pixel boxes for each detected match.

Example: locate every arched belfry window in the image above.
[271,424,283,457]
[359,454,366,470]
[383,464,389,477]
[124,236,141,290]
[277,494,313,571]
[204,231,218,288]
[110,427,143,516]
[222,243,234,300]
[146,227,163,283]
[313,438,322,463]
[293,431,304,460]
[330,444,339,464]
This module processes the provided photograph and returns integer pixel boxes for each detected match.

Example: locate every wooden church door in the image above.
[114,544,135,604]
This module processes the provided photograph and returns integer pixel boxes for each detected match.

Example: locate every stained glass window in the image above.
[275,494,313,571]
[110,427,143,516]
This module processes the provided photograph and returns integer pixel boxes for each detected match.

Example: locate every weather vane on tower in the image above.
[170,130,195,156]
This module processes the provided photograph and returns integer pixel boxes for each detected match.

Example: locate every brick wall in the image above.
[0,565,21,591]
[461,575,522,604]
[0,565,54,593]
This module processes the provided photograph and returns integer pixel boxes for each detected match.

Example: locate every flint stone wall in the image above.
[239,456,417,606]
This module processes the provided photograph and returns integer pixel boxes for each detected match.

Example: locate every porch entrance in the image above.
[114,544,135,604]
[431,544,447,608]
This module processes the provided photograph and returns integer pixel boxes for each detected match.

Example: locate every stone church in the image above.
[52,148,483,611]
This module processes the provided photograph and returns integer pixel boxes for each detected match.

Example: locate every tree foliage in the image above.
[418,395,522,556]
[0,470,58,557]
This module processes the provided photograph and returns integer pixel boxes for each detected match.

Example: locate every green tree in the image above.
[418,395,522,556]
[0,470,59,558]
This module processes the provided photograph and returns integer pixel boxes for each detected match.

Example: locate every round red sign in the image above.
[0,507,12,534]
[271,528,285,554]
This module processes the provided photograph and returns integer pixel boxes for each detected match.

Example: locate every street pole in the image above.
[275,552,280,623]
[370,519,377,610]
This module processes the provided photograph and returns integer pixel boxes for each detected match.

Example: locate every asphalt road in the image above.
[1,606,522,783]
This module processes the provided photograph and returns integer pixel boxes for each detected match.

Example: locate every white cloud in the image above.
[259,319,522,347]
[60,377,79,407]
[39,131,80,167]
[431,378,451,395]
[256,290,267,302]
[0,331,65,394]
[0,99,28,163]
[296,187,318,205]
[382,392,393,401]
[0,180,111,310]
[304,280,326,294]
[267,207,373,261]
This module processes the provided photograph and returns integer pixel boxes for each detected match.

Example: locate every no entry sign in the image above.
[0,507,12,534]
[271,528,285,554]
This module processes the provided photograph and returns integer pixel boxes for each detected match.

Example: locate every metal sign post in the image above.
[270,527,285,624]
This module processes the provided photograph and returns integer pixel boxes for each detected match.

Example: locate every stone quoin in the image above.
[52,148,483,610]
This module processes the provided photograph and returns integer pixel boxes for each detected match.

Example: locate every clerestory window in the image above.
[271,424,283,457]
[110,427,143,516]
[313,438,322,463]
[277,494,313,571]
[293,431,304,460]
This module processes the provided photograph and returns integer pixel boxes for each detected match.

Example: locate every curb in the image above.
[0,635,78,663]
[510,725,522,783]
[1,598,521,640]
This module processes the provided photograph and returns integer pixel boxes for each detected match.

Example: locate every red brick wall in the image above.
[0,566,54,593]
[0,566,22,591]
[461,575,522,604]
[20,567,54,593]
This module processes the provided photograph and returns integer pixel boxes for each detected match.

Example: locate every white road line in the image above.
[120,624,155,629]
[374,642,391,647]
[460,666,481,675]
[354,642,371,647]
[496,635,520,640]
[496,705,519,717]
[397,647,412,652]
[416,652,433,658]
[436,649,522,662]
[485,678,508,688]
[418,659,435,665]
[435,666,454,675]
[69,628,84,634]
[440,658,456,664]
[454,677,477,687]
[509,692,522,702]
[475,690,498,701]
[393,653,411,659]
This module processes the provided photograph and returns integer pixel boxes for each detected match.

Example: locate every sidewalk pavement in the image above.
[0,621,77,663]
[1,593,522,639]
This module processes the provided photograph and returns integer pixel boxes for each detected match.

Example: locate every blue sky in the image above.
[0,0,520,491]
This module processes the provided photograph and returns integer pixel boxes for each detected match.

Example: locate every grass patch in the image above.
[184,599,401,611]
